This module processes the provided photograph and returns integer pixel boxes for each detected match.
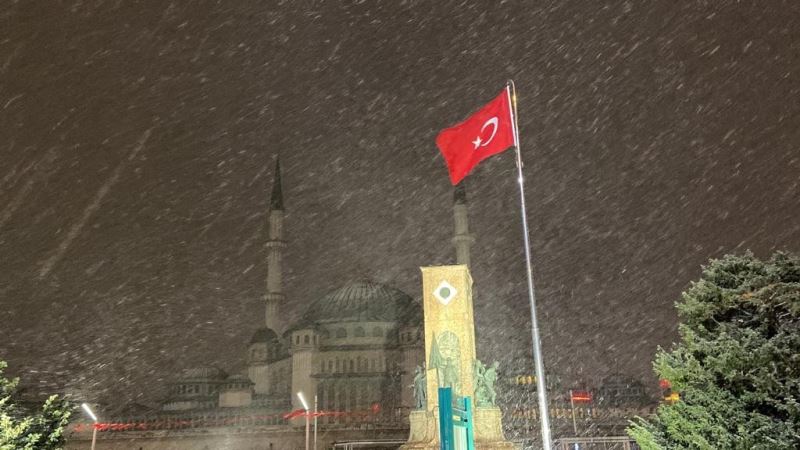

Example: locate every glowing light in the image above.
[570,391,592,402]
[297,392,310,411]
[514,375,537,385]
[81,403,98,422]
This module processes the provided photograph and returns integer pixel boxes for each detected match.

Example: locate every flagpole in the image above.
[506,80,553,449]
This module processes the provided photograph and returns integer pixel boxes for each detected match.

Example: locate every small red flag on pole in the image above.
[435,88,516,185]
[570,390,593,402]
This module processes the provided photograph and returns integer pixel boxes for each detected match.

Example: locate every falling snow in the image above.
[0,0,799,441]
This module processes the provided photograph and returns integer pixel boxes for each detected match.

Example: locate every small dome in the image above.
[250,327,278,344]
[302,280,418,324]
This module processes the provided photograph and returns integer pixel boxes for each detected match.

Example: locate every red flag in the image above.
[436,88,516,185]
[570,390,592,402]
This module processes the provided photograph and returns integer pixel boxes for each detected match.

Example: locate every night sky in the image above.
[1,1,798,412]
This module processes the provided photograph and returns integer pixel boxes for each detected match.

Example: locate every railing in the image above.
[316,406,409,428]
[509,405,656,421]
[72,412,289,433]
[553,436,639,450]
[330,440,406,449]
[72,407,411,434]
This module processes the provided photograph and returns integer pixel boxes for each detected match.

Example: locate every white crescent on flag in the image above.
[472,116,499,149]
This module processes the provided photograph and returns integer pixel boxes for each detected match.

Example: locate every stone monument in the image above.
[401,265,515,450]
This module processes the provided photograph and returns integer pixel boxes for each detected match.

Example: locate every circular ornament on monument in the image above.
[434,280,457,305]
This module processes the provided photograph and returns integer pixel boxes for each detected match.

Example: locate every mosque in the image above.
[68,159,476,449]
[66,160,658,449]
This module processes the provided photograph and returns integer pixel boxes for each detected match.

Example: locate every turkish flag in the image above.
[436,88,516,185]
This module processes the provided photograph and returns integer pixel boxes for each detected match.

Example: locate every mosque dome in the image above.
[302,280,418,324]
[249,327,278,344]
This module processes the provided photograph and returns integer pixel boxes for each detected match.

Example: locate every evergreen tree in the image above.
[0,360,73,450]
[628,252,800,449]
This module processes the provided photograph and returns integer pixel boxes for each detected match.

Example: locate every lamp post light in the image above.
[569,390,593,450]
[297,392,310,450]
[569,390,578,449]
[80,403,98,450]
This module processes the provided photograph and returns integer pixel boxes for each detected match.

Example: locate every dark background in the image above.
[1,1,798,411]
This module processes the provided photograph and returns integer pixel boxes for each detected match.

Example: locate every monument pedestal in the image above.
[401,410,438,449]
[401,407,516,450]
[473,407,516,449]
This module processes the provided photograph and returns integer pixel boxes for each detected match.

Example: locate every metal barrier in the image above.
[553,436,638,450]
[330,439,406,449]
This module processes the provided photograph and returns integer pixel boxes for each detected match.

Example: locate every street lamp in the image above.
[297,392,310,450]
[313,394,318,450]
[80,403,98,450]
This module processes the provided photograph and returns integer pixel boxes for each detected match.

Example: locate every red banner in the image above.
[570,390,592,402]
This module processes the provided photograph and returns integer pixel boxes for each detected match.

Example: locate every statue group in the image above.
[428,331,462,395]
[473,359,499,407]
[412,365,427,409]
[411,359,500,410]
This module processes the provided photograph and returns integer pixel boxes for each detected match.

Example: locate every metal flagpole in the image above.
[506,80,553,449]
[570,389,579,437]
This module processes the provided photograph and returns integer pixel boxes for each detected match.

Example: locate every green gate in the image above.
[438,387,475,450]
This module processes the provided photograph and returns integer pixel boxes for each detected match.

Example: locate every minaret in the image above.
[264,157,285,331]
[452,183,474,266]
